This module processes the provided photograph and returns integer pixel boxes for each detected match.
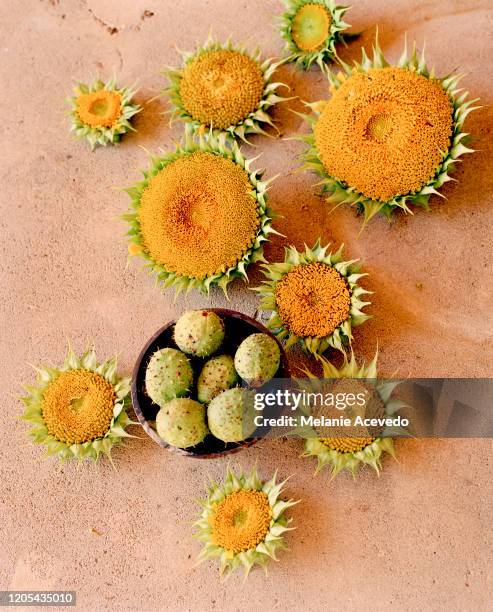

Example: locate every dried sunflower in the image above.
[301,351,403,477]
[165,35,290,142]
[300,38,479,224]
[124,129,277,296]
[20,347,134,463]
[67,77,141,149]
[254,239,371,354]
[279,0,350,69]
[194,467,298,579]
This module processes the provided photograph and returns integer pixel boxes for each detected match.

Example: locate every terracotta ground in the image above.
[0,0,492,610]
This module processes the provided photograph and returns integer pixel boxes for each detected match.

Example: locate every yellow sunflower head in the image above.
[279,0,350,69]
[195,467,298,579]
[300,38,479,224]
[67,77,141,150]
[124,129,277,296]
[300,350,403,478]
[20,347,135,463]
[166,35,290,142]
[254,239,371,354]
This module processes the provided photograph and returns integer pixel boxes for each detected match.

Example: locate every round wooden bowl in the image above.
[131,308,290,458]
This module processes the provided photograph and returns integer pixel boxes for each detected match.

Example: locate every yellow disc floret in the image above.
[321,437,375,453]
[275,262,351,337]
[42,370,116,444]
[76,90,122,128]
[138,151,260,279]
[314,66,454,202]
[211,490,272,553]
[291,4,332,52]
[179,50,265,129]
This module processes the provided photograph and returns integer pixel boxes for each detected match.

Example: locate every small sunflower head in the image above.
[300,37,479,224]
[67,77,141,149]
[20,347,134,463]
[279,0,350,69]
[254,239,371,354]
[166,35,290,142]
[195,466,298,579]
[301,351,402,478]
[124,129,277,296]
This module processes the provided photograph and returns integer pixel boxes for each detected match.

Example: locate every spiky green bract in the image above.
[301,351,404,478]
[165,35,290,143]
[300,38,479,225]
[20,347,134,463]
[254,239,371,354]
[279,0,350,69]
[194,466,298,579]
[124,129,277,297]
[67,77,141,150]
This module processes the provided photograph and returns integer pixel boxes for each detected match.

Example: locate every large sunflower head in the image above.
[194,466,298,579]
[300,38,479,225]
[124,129,277,296]
[254,239,371,354]
[67,77,141,150]
[20,347,134,463]
[279,0,350,69]
[301,351,402,477]
[165,35,290,142]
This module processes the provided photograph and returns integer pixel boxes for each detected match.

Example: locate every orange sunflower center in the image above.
[321,437,375,453]
[275,262,351,337]
[76,90,122,128]
[138,151,260,279]
[314,66,454,202]
[42,369,115,444]
[210,489,272,553]
[179,49,265,129]
[291,4,332,52]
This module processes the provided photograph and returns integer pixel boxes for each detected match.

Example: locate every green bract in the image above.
[67,77,141,150]
[123,129,278,296]
[165,35,290,142]
[254,239,371,354]
[279,0,350,69]
[20,347,135,463]
[300,38,479,225]
[194,467,298,579]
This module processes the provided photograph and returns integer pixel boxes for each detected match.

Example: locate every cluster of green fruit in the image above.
[144,310,280,449]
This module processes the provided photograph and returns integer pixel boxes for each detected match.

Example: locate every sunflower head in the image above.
[67,77,141,150]
[300,37,479,225]
[254,239,371,354]
[165,35,290,142]
[195,466,298,579]
[301,350,402,477]
[279,0,350,69]
[124,129,277,296]
[20,347,134,463]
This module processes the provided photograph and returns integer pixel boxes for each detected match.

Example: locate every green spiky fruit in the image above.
[197,355,238,404]
[254,239,371,354]
[166,34,291,142]
[20,347,135,463]
[174,311,225,357]
[145,348,193,406]
[234,334,281,387]
[67,77,141,150]
[156,398,208,448]
[301,351,404,478]
[124,129,278,296]
[195,466,298,578]
[207,387,256,443]
[300,37,479,225]
[279,0,350,70]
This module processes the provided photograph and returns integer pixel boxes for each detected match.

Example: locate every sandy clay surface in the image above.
[0,0,492,610]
